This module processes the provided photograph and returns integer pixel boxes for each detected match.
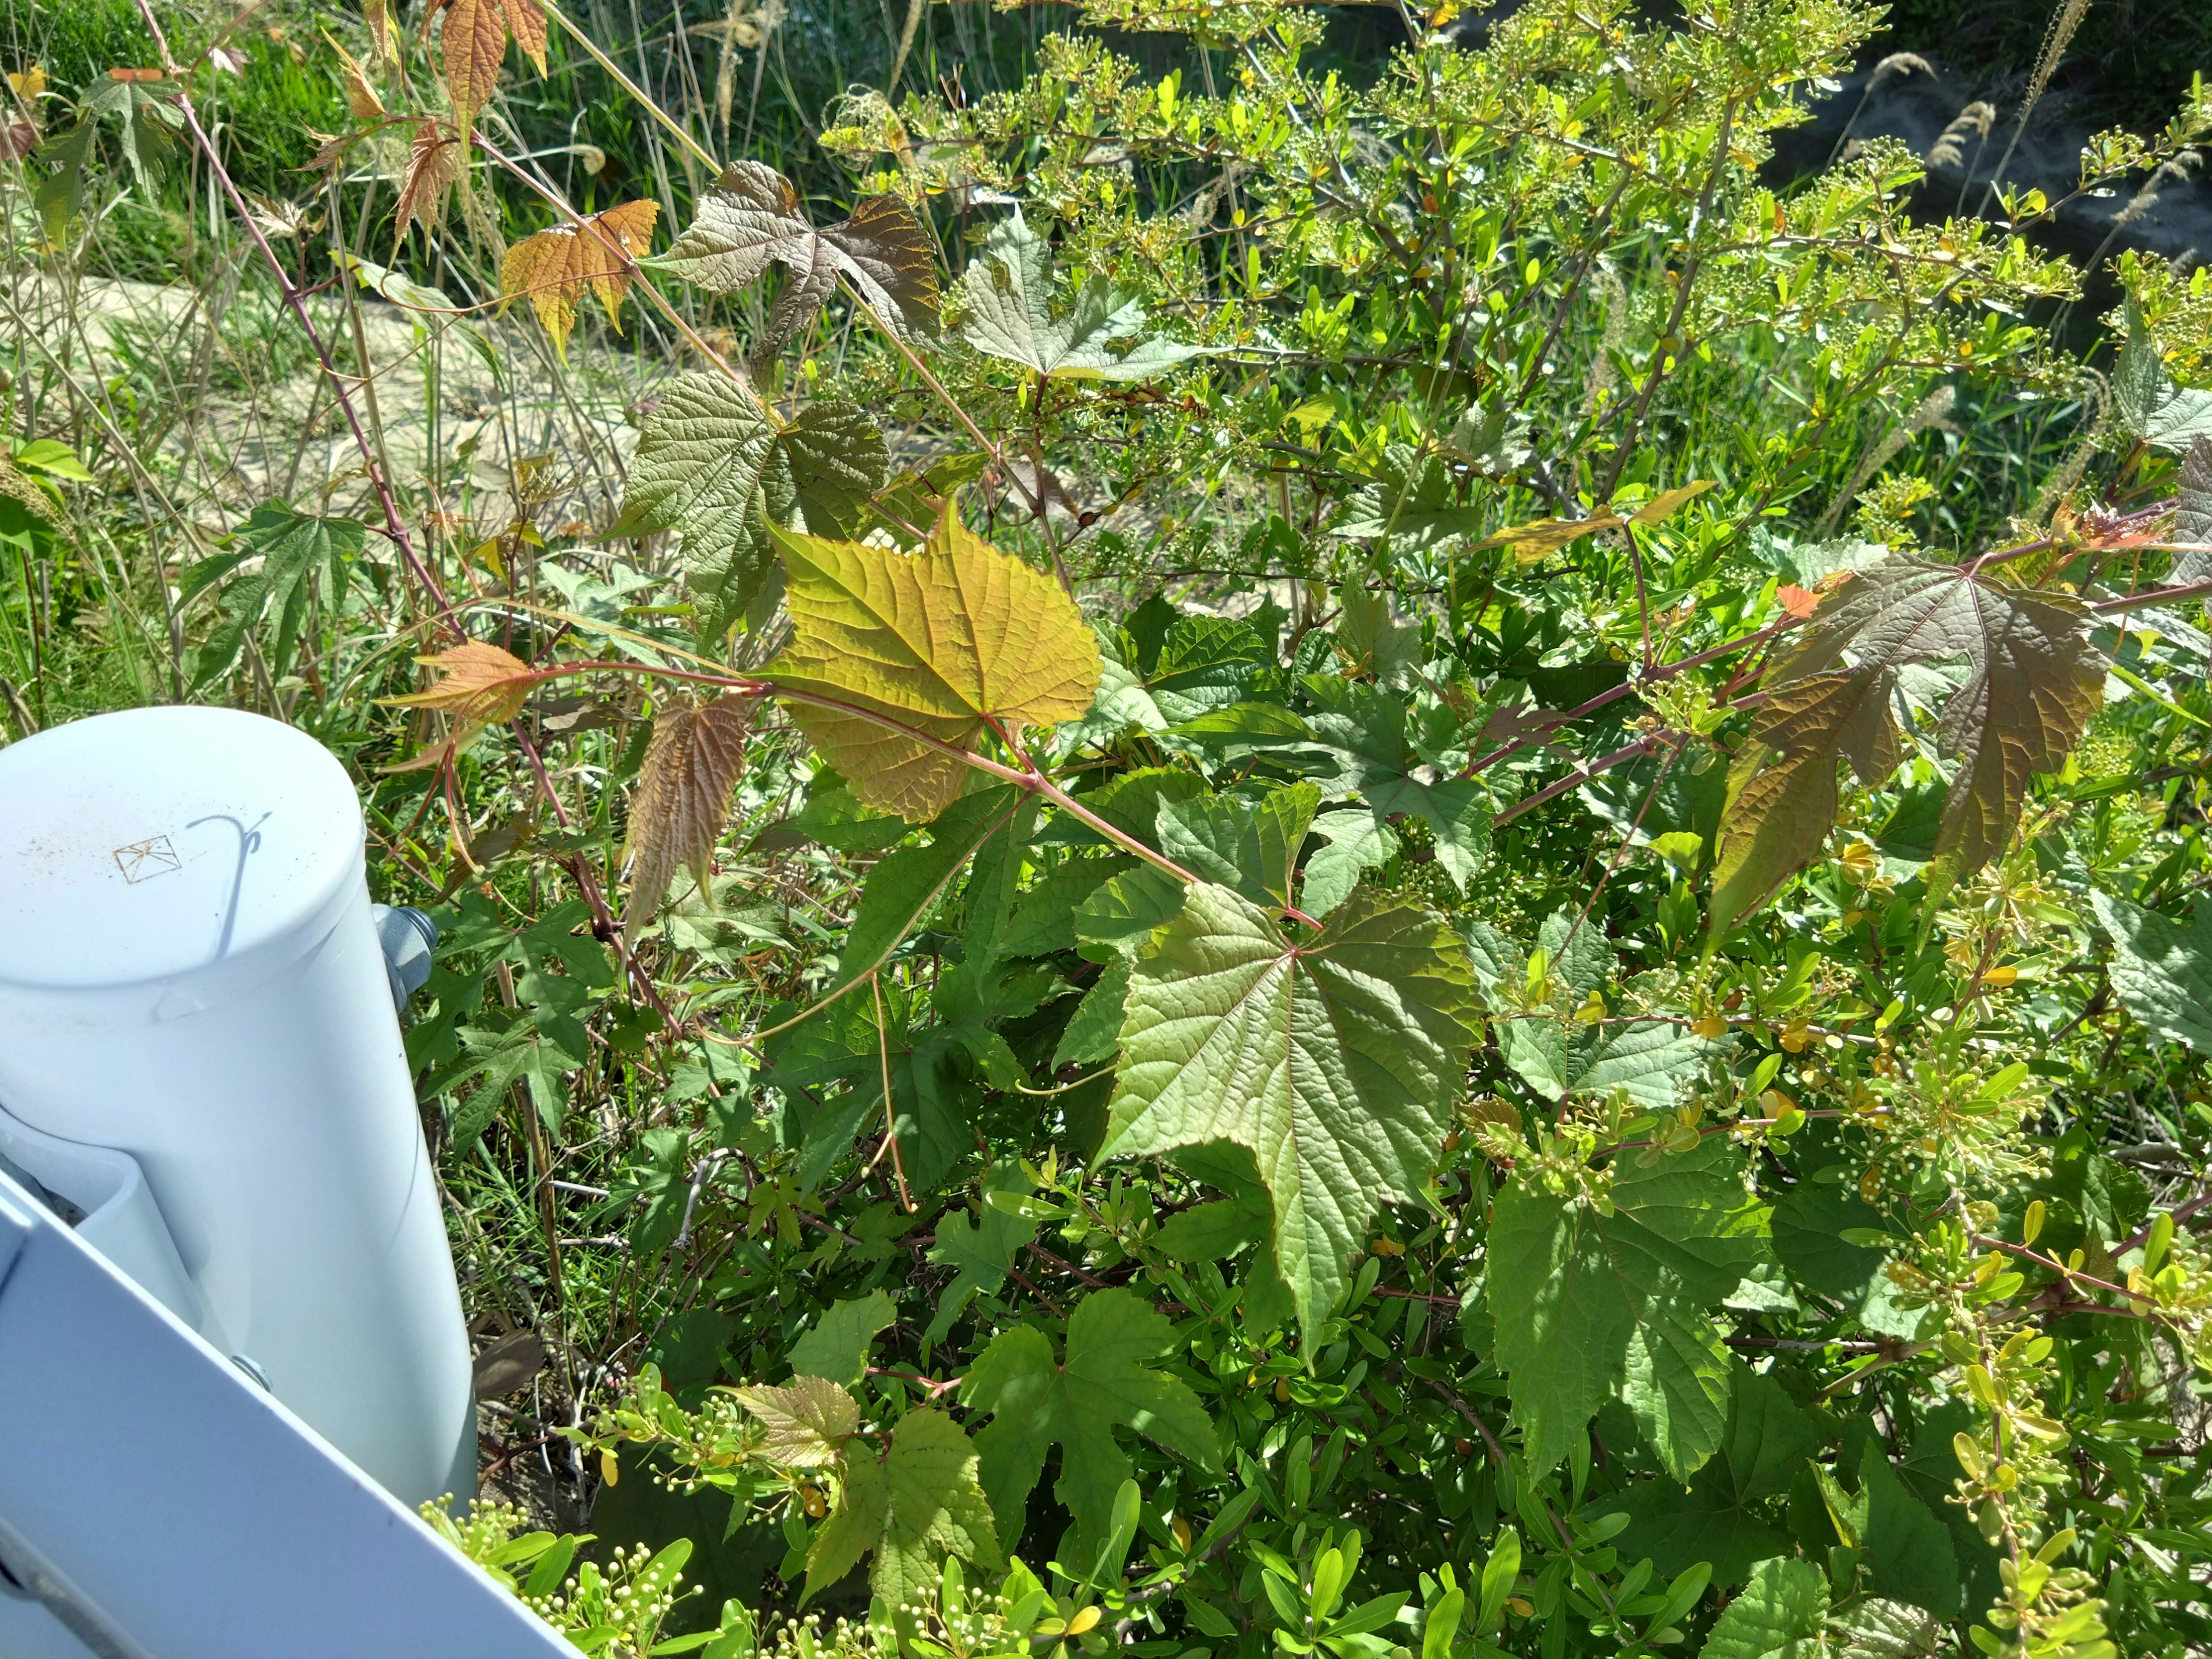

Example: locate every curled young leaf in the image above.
[623,693,752,942]
[393,120,462,243]
[760,509,1101,820]
[380,640,535,771]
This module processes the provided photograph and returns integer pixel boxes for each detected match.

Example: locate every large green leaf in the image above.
[806,1407,1000,1602]
[2091,891,2212,1052]
[1156,783,1319,912]
[1488,1138,1767,1473]
[922,1161,1038,1343]
[1303,681,1493,889]
[2116,298,2212,453]
[1623,1294,1734,1483]
[961,212,1206,382]
[1696,1556,1828,1659]
[615,376,888,634]
[1099,883,1481,1332]
[961,1287,1218,1551]
[1613,1370,1819,1585]
[1856,1444,1959,1617]
[787,1290,895,1387]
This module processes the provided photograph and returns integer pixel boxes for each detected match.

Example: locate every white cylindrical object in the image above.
[0,707,473,1505]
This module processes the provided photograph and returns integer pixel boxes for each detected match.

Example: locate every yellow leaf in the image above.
[1065,1607,1101,1637]
[601,1449,619,1486]
[441,0,507,128]
[501,0,548,77]
[1692,1014,1727,1040]
[1629,480,1713,525]
[500,200,659,359]
[393,120,463,243]
[7,65,47,100]
[623,694,752,943]
[762,507,1100,820]
[1475,510,1625,563]
[321,31,384,119]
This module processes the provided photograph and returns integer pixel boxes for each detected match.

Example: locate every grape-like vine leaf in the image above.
[806,1407,1000,1603]
[961,212,1207,382]
[1488,1138,1768,1475]
[1713,557,2105,933]
[1695,1556,1828,1659]
[760,510,1101,820]
[393,120,462,241]
[2173,434,2212,585]
[661,162,938,359]
[787,1290,895,1387]
[499,200,659,359]
[729,1375,859,1466]
[1099,882,1481,1333]
[2116,298,2212,453]
[615,375,888,635]
[2090,891,2212,1052]
[960,1286,1217,1550]
[623,694,752,942]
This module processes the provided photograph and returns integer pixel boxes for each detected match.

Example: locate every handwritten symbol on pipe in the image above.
[112,835,183,884]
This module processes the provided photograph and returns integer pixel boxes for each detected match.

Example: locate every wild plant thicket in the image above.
[6,0,2212,1654]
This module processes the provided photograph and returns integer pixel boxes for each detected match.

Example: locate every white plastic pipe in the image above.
[0,707,474,1505]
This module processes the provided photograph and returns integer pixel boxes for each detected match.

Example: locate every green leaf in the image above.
[2116,298,2212,453]
[1333,445,1493,550]
[1696,1556,1828,1659]
[922,1160,1038,1343]
[1770,1177,1888,1302]
[1100,883,1481,1334]
[1300,809,1399,918]
[1489,1139,1767,1472]
[961,211,1207,381]
[1856,1444,1958,1617]
[1622,1295,1733,1483]
[806,1407,1000,1601]
[1614,1369,1819,1585]
[1003,855,1136,957]
[1054,955,1133,1068]
[189,502,366,689]
[1335,585,1424,688]
[1304,681,1491,889]
[788,1290,896,1387]
[1714,558,2104,931]
[1831,1600,1942,1659]
[1072,865,1187,952]
[835,788,1027,992]
[2090,891,2212,1052]
[2169,434,2212,585]
[1503,1017,1711,1111]
[1156,784,1319,911]
[616,376,889,635]
[961,1287,1218,1552]
[762,511,1100,820]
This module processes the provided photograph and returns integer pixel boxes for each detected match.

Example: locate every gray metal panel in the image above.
[0,1173,575,1659]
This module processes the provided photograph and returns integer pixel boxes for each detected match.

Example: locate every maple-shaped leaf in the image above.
[1711,556,2105,933]
[660,162,938,359]
[2172,434,2212,585]
[1099,882,1481,1335]
[393,120,462,242]
[1698,1558,1829,1659]
[759,508,1101,820]
[615,374,889,635]
[961,211,1206,382]
[622,693,752,943]
[2115,298,2212,454]
[960,1287,1217,1552]
[380,639,535,771]
[499,200,658,359]
[805,1407,1000,1604]
[1488,1138,1768,1474]
[729,1375,859,1467]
